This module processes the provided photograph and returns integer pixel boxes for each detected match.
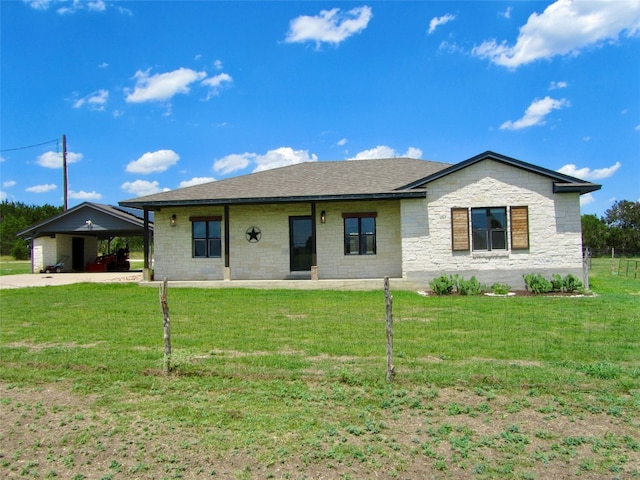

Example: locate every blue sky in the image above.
[1,0,638,217]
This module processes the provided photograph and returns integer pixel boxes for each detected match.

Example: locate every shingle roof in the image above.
[118,151,601,210]
[119,158,453,209]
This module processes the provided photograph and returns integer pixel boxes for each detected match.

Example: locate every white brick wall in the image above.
[401,159,584,288]
[154,201,403,281]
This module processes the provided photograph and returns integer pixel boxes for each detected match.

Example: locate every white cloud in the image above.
[23,0,51,10]
[98,62,109,68]
[549,81,568,90]
[73,89,109,110]
[214,153,253,175]
[36,150,83,168]
[500,96,569,130]
[121,180,169,197]
[213,59,223,70]
[350,145,423,160]
[126,149,180,174]
[178,177,215,188]
[57,0,106,14]
[253,147,318,172]
[557,161,621,180]
[0,191,6,201]
[125,68,207,103]
[285,6,372,47]
[472,0,640,68]
[580,192,595,206]
[428,13,455,34]
[26,184,57,193]
[2,180,16,188]
[499,7,512,19]
[337,138,348,146]
[201,73,233,99]
[69,189,102,200]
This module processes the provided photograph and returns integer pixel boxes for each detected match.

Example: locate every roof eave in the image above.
[400,150,601,190]
[553,182,602,194]
[119,190,427,210]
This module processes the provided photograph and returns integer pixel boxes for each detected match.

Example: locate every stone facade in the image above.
[153,159,585,286]
[153,201,403,281]
[401,159,583,288]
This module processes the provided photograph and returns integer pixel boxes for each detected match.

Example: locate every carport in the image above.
[17,202,153,274]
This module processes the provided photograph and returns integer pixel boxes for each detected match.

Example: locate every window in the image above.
[191,216,222,258]
[472,207,507,251]
[451,206,529,253]
[343,212,376,255]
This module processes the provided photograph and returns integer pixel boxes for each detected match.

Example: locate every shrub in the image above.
[491,283,511,295]
[523,274,553,294]
[11,240,30,260]
[456,276,485,296]
[429,274,456,295]
[564,274,583,293]
[551,274,564,292]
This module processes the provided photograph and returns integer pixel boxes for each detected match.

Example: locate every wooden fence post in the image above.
[384,277,395,383]
[160,278,171,375]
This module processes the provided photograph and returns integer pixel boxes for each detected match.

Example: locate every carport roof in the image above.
[17,202,153,240]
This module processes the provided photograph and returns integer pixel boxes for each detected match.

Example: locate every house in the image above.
[119,151,600,288]
[18,202,152,273]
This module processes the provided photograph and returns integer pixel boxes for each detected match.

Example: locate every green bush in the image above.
[456,275,485,296]
[429,274,456,295]
[551,274,564,292]
[564,274,583,293]
[10,240,30,260]
[491,283,511,295]
[523,274,553,294]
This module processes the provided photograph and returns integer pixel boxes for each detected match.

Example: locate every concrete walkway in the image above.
[0,272,425,291]
[0,271,143,290]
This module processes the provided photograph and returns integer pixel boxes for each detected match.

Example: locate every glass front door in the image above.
[289,216,313,272]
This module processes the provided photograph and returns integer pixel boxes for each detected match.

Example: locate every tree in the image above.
[0,201,63,258]
[603,200,640,255]
[581,214,608,254]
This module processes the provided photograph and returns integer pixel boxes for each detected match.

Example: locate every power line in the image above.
[0,138,59,153]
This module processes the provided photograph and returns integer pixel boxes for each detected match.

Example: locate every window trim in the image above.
[471,207,507,251]
[342,212,377,255]
[191,216,222,258]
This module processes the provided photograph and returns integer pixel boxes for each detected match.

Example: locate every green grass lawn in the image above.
[0,258,638,479]
[0,256,31,276]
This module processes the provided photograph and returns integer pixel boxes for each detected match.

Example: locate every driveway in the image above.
[0,271,143,290]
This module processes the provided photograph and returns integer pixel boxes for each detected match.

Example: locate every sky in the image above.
[1,0,639,218]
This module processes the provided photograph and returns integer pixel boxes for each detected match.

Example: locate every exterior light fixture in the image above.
[170,214,177,227]
[320,210,326,223]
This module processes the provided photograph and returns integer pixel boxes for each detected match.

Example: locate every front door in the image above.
[289,216,312,272]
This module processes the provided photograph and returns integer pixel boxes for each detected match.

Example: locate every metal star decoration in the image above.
[245,226,262,243]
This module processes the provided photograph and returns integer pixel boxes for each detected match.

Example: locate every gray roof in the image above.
[119,158,452,209]
[18,202,153,239]
[119,151,601,210]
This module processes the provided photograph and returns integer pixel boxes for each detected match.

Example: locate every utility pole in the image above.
[62,134,68,211]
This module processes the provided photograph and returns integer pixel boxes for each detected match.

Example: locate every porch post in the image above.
[311,202,318,281]
[143,208,151,280]
[224,204,231,281]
